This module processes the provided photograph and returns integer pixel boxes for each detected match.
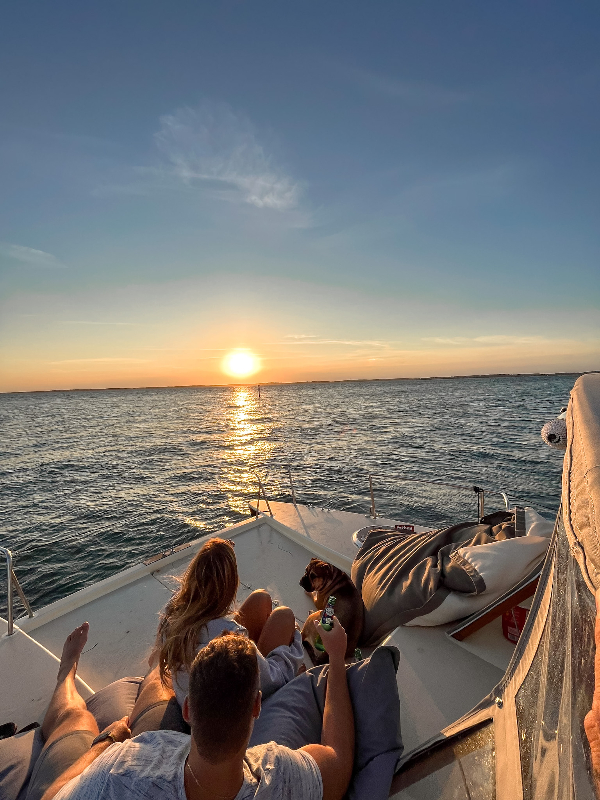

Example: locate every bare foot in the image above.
[57,622,89,682]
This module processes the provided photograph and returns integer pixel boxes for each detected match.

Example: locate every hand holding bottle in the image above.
[314,615,347,661]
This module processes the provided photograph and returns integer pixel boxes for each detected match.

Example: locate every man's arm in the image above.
[40,718,131,800]
[301,616,355,800]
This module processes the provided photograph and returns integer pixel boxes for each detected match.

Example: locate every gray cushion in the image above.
[352,513,515,645]
[85,677,142,731]
[0,728,44,800]
[249,645,402,800]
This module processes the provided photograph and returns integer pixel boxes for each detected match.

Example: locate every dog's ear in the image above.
[300,564,314,590]
[308,560,322,582]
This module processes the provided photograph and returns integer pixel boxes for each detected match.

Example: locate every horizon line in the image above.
[2,370,594,395]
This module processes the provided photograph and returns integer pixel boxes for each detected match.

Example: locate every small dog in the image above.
[300,558,365,664]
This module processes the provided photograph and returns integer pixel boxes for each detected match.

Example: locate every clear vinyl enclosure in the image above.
[393,514,597,800]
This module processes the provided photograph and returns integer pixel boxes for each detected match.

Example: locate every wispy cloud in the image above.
[95,103,302,212]
[338,64,470,106]
[284,334,318,340]
[155,104,300,209]
[60,320,140,326]
[0,243,65,268]
[422,335,551,346]
[273,338,389,347]
[49,357,150,365]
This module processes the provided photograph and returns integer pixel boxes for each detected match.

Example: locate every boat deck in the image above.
[250,502,517,672]
[2,506,510,758]
[249,500,434,561]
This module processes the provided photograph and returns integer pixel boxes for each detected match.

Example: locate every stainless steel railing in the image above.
[253,472,274,516]
[0,546,34,636]
[277,467,516,521]
[364,476,511,521]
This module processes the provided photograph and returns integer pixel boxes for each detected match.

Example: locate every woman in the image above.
[153,537,304,705]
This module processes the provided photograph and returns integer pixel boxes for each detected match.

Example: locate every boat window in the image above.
[390,722,495,800]
[515,517,596,799]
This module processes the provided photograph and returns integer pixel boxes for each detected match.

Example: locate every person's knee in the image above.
[271,605,294,623]
[250,589,273,613]
[47,707,96,743]
[252,588,272,602]
[270,606,296,637]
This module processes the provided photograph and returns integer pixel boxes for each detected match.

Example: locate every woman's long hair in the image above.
[156,537,239,685]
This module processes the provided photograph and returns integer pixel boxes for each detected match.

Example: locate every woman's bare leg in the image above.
[234,589,273,643]
[256,606,296,656]
[41,622,99,747]
[235,590,296,654]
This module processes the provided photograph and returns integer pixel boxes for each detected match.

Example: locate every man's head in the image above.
[185,634,260,763]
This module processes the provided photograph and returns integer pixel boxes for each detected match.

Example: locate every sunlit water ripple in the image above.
[0,375,575,615]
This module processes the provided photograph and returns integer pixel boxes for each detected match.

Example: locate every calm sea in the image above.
[0,375,576,615]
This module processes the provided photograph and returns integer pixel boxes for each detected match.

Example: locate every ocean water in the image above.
[0,375,575,616]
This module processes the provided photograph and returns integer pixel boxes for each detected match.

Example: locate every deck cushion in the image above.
[85,677,141,731]
[249,645,402,800]
[0,728,43,800]
[352,512,550,644]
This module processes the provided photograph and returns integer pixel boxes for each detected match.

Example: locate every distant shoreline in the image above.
[2,371,595,395]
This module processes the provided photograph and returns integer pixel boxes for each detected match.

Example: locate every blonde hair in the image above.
[156,537,239,685]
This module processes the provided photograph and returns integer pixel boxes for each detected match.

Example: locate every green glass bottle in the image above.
[314,596,336,651]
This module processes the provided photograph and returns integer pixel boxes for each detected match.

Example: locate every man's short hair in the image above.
[188,634,259,762]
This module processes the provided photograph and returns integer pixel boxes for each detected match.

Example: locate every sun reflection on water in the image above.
[222,387,276,514]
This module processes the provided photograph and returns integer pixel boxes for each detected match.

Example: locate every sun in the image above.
[222,350,261,379]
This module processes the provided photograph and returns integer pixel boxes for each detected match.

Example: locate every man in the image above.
[29,614,354,800]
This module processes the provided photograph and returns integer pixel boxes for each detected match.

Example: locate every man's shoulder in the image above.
[112,730,189,764]
[130,730,189,747]
[245,742,319,775]
[56,731,189,800]
[244,743,322,799]
[76,731,188,781]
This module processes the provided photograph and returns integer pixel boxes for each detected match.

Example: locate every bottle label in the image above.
[320,596,336,631]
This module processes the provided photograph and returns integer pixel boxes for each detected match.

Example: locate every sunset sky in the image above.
[1,1,599,392]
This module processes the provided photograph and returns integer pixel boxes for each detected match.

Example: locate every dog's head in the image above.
[299,558,337,593]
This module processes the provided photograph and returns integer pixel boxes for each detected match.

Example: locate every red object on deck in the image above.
[502,605,529,643]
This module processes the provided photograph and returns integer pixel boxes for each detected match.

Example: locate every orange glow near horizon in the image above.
[221,350,261,379]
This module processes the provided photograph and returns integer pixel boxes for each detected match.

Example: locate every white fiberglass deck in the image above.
[1,507,506,759]
[249,500,434,561]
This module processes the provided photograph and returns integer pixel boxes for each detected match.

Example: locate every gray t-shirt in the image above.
[54,731,322,800]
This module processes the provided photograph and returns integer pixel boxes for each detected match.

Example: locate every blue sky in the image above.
[1,1,599,390]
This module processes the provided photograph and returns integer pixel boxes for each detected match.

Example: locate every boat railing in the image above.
[0,546,34,636]
[254,466,553,522]
[362,475,510,521]
[253,471,274,517]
